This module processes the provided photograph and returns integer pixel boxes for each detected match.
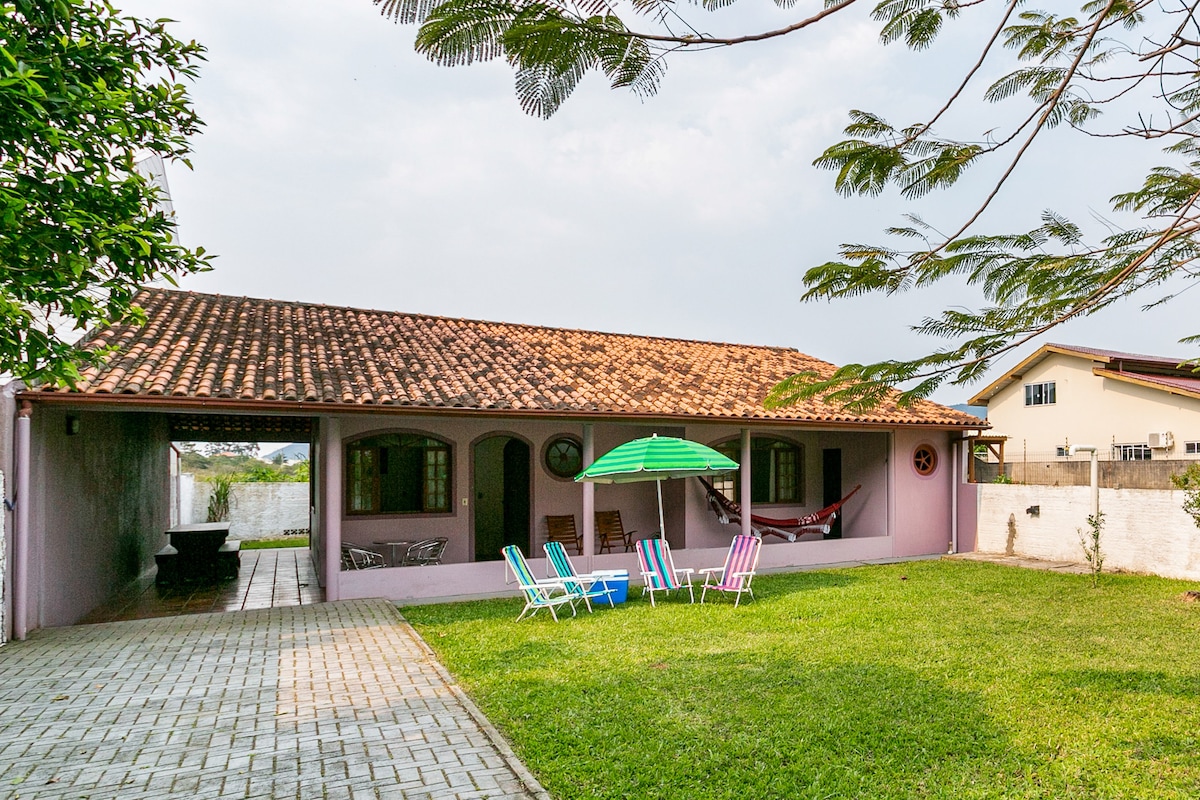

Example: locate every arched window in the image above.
[712,436,804,505]
[346,433,451,514]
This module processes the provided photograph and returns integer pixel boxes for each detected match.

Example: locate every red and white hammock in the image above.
[698,477,862,542]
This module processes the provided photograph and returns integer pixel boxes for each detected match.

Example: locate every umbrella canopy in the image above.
[575,435,738,538]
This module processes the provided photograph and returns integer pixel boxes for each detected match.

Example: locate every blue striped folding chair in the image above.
[543,541,615,612]
[635,538,694,606]
[502,545,577,621]
[699,534,762,607]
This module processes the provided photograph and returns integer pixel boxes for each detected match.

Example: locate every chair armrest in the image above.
[675,567,695,575]
[698,567,723,575]
[730,571,755,579]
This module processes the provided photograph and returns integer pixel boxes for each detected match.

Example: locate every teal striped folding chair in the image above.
[635,538,694,606]
[543,541,615,612]
[502,545,577,621]
[699,534,762,607]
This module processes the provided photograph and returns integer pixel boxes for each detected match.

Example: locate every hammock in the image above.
[697,477,862,542]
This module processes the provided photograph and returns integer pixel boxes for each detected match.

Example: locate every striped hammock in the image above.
[697,477,862,542]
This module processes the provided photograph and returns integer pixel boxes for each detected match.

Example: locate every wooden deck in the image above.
[80,547,323,624]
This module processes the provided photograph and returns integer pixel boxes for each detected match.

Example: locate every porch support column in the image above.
[13,401,31,641]
[321,416,343,602]
[740,428,752,539]
[582,423,595,570]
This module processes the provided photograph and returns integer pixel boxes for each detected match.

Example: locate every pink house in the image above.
[5,289,984,635]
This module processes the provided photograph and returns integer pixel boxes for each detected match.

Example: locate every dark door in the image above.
[502,439,531,554]
[822,448,843,539]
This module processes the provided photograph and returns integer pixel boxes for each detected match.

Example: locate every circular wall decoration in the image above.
[913,444,938,477]
[544,436,583,479]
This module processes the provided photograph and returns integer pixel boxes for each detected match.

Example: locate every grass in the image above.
[240,537,309,549]
[404,560,1200,799]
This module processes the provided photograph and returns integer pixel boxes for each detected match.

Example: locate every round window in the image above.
[544,436,583,479]
[913,444,938,477]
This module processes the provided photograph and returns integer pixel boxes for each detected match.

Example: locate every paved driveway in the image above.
[0,600,549,800]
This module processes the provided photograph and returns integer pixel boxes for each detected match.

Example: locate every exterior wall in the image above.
[976,483,1200,580]
[892,429,956,557]
[28,407,170,627]
[184,476,310,539]
[985,353,1200,457]
[1,383,15,643]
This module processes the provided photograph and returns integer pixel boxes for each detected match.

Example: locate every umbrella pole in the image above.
[656,479,666,540]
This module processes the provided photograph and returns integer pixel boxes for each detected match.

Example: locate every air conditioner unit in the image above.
[1147,431,1173,449]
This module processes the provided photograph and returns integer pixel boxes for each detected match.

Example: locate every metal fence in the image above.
[972,450,1196,490]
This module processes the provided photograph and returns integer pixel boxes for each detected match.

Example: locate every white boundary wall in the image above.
[182,475,309,540]
[977,484,1200,580]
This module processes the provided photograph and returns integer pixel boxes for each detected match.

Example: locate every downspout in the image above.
[582,423,595,571]
[13,401,31,641]
[740,429,752,539]
[322,416,343,602]
[950,436,959,554]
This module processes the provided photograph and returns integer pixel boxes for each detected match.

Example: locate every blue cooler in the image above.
[592,570,629,604]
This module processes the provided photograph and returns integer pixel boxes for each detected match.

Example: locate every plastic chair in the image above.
[543,541,615,612]
[635,538,694,606]
[545,514,583,555]
[595,510,636,553]
[699,535,762,607]
[502,545,577,621]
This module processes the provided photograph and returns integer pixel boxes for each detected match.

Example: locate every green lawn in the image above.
[404,560,1200,799]
[240,537,309,549]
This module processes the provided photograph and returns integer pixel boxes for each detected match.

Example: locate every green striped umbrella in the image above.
[575,435,738,539]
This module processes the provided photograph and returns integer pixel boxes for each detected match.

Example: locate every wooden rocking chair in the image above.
[545,514,582,555]
[595,510,636,553]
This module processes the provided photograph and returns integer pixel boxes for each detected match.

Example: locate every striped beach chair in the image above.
[543,541,615,612]
[502,545,577,621]
[635,538,694,606]
[699,534,762,607]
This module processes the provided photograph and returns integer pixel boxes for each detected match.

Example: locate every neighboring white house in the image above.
[969,343,1200,462]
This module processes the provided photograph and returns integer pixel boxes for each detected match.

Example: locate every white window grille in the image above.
[1114,444,1152,461]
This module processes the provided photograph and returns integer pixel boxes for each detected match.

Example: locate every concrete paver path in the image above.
[0,600,549,800]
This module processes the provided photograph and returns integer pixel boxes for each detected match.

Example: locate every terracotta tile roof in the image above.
[1104,370,1200,400]
[36,289,982,427]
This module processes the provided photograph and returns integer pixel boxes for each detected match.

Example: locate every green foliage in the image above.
[205,473,234,522]
[1,0,211,384]
[991,472,1013,484]
[379,0,1200,407]
[181,450,309,482]
[1170,463,1200,530]
[1079,510,1105,588]
[408,561,1200,799]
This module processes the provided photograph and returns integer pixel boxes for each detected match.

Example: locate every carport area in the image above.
[0,599,548,800]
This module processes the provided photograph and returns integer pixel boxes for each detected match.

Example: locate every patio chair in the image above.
[502,544,578,621]
[635,538,694,606]
[699,534,762,607]
[341,544,385,570]
[595,510,636,553]
[543,540,615,612]
[402,537,448,566]
[545,514,583,555]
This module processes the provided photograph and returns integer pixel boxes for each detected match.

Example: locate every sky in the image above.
[119,0,1199,405]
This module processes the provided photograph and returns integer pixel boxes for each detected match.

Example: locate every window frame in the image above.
[1024,381,1057,407]
[1186,441,1200,455]
[1113,443,1152,461]
[345,431,453,516]
[542,435,584,481]
[711,435,804,506]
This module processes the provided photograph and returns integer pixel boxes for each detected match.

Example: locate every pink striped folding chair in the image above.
[635,538,694,606]
[699,534,762,607]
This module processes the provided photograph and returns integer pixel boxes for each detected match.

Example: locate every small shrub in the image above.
[1170,463,1200,529]
[992,473,1013,484]
[1078,510,1105,588]
[206,474,235,522]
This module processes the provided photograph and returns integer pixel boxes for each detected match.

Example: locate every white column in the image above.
[13,401,30,640]
[582,423,595,570]
[321,416,343,602]
[740,428,752,539]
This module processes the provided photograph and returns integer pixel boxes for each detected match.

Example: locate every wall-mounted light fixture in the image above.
[1025,505,1040,517]
[65,415,80,436]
